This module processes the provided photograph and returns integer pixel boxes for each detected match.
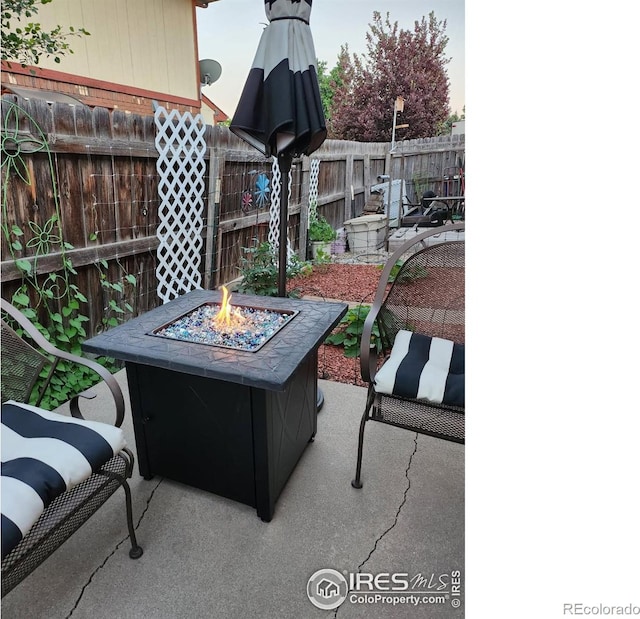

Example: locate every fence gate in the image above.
[154,107,207,303]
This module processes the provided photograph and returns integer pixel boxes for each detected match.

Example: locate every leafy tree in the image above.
[317,55,350,124]
[323,45,356,135]
[1,0,89,67]
[317,60,332,121]
[329,11,451,141]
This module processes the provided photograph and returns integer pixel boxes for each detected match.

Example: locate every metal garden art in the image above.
[255,173,270,209]
[241,170,271,214]
[0,101,136,409]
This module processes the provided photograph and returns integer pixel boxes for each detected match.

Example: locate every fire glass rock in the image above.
[153,303,295,352]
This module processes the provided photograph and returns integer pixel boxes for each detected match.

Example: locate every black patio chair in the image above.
[352,223,465,489]
[1,298,143,596]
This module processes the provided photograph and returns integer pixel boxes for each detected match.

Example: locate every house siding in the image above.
[3,0,203,115]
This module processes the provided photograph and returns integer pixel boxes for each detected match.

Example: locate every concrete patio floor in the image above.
[1,371,464,619]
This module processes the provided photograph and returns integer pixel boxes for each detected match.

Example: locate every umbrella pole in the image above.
[277,153,293,297]
[277,152,324,411]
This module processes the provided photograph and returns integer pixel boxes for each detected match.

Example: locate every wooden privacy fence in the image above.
[1,95,464,337]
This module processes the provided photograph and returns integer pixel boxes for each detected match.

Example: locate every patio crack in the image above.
[334,434,419,618]
[65,477,164,619]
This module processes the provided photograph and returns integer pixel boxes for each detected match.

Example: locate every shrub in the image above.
[238,240,309,297]
[308,216,337,242]
[324,305,382,358]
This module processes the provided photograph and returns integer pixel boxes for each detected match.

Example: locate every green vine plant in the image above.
[1,100,135,410]
[96,259,136,330]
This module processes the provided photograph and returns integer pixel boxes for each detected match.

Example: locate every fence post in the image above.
[213,153,226,289]
[299,157,311,259]
[363,154,371,203]
[344,153,354,221]
[205,146,223,290]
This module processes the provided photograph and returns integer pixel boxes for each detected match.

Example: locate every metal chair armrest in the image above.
[359,305,380,385]
[359,255,397,384]
[1,299,125,427]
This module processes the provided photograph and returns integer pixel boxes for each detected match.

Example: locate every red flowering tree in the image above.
[329,11,451,141]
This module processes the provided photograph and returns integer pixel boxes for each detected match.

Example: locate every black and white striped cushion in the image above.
[374,330,465,407]
[1,401,126,559]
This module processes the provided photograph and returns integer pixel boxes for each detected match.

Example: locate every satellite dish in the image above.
[199,59,222,86]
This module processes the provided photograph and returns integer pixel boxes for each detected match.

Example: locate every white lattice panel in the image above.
[308,158,320,225]
[268,157,294,263]
[154,107,207,303]
[268,157,281,248]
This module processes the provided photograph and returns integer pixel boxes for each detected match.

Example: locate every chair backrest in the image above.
[1,318,49,405]
[377,230,464,351]
[1,300,60,406]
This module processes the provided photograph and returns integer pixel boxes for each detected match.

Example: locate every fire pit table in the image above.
[83,289,347,521]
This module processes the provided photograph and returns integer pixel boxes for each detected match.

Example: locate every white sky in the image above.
[196,0,465,119]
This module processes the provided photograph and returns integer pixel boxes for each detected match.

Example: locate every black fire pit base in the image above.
[82,289,348,521]
[126,354,317,522]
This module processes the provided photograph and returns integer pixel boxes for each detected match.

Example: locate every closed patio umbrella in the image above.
[230,0,327,297]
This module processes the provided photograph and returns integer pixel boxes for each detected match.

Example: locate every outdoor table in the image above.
[83,289,347,521]
[401,196,465,227]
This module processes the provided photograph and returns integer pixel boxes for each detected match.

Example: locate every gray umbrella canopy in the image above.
[230,0,327,296]
[230,0,327,158]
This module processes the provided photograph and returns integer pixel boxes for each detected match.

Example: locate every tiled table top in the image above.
[83,289,347,391]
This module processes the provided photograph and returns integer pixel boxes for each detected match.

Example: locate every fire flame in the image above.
[214,286,246,329]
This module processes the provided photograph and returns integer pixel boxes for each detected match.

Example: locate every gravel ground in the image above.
[318,343,368,387]
[287,263,385,304]
[288,263,386,387]
[288,260,464,387]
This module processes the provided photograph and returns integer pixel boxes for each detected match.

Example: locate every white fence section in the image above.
[308,158,320,224]
[268,157,294,263]
[154,107,207,303]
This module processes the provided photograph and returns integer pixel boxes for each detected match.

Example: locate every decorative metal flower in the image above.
[1,104,47,185]
[26,216,62,256]
[241,190,253,213]
[254,173,270,209]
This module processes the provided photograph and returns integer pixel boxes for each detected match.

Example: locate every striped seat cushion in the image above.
[1,401,126,559]
[374,330,465,407]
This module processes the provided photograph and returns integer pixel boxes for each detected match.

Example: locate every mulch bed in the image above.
[287,263,384,304]
[286,262,464,388]
[318,344,368,388]
[288,264,384,387]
